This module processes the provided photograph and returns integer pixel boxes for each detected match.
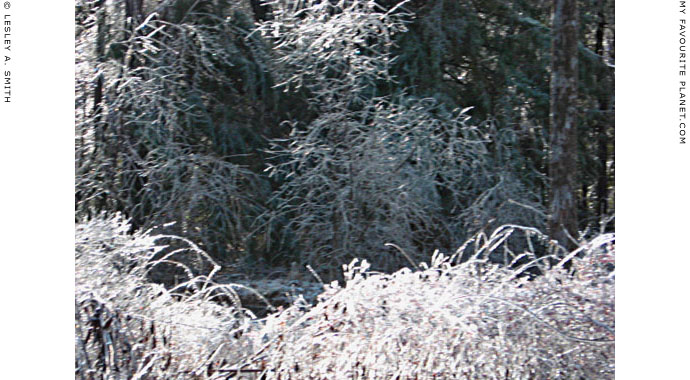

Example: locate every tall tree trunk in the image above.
[92,0,106,156]
[548,0,579,250]
[595,0,609,219]
[122,0,148,232]
[93,0,108,212]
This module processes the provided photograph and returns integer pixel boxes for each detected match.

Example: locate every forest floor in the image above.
[213,263,324,317]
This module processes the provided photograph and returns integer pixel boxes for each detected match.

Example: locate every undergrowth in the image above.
[76,214,614,379]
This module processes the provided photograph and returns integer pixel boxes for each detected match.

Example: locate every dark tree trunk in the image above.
[125,0,145,70]
[250,0,272,22]
[548,0,579,250]
[595,1,610,219]
[122,0,148,232]
[125,0,144,23]
[92,0,106,155]
[93,0,108,211]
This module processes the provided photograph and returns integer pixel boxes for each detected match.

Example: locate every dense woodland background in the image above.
[76,0,614,278]
[74,1,615,378]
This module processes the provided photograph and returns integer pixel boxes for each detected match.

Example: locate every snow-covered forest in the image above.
[75,1,615,378]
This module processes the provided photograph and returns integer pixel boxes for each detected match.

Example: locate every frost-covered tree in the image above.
[75,0,610,272]
[258,0,546,272]
[75,0,294,261]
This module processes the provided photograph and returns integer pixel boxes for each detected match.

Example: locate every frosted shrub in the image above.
[75,214,263,379]
[251,227,614,379]
[76,216,614,379]
[266,96,489,272]
[455,122,548,240]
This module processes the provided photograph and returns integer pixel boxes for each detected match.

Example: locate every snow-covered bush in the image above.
[75,213,265,379]
[265,96,490,272]
[76,215,614,379]
[250,227,614,379]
